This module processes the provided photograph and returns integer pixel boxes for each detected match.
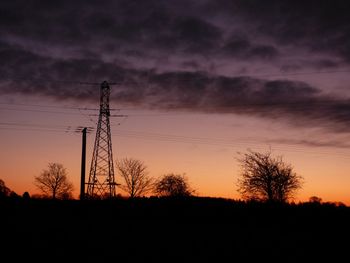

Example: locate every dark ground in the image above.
[1,197,349,262]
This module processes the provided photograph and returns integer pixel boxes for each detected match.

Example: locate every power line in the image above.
[0,121,94,132]
[0,122,72,128]
[0,107,85,115]
[0,119,339,151]
[111,129,350,157]
[1,120,349,157]
[0,102,124,111]
[0,127,74,133]
[0,102,90,110]
[0,123,93,134]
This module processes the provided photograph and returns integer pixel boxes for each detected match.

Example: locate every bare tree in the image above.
[34,163,74,199]
[154,173,194,197]
[237,150,303,202]
[116,158,153,198]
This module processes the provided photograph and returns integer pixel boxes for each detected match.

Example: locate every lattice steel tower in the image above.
[87,81,116,198]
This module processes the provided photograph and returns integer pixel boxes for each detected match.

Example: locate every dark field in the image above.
[1,197,349,262]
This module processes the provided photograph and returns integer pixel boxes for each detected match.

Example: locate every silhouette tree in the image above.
[309,196,322,203]
[116,158,153,198]
[22,191,31,199]
[34,163,74,199]
[237,150,302,202]
[0,179,11,198]
[154,173,194,197]
[9,191,20,199]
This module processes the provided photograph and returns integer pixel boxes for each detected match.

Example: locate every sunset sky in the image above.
[1,0,350,203]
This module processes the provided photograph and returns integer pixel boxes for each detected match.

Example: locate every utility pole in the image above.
[80,127,87,200]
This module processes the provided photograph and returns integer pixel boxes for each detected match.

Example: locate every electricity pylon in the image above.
[87,81,117,198]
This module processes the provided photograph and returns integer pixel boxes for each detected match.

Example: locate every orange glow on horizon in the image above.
[1,97,350,205]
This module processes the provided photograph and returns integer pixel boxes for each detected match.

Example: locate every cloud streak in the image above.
[268,138,350,149]
[1,45,350,133]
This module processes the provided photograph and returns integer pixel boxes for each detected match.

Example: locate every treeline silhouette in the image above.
[1,196,349,262]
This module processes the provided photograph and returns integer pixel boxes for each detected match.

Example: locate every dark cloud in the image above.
[0,0,307,64]
[1,0,348,68]
[207,0,350,62]
[172,17,222,53]
[182,60,200,70]
[1,0,350,133]
[0,0,223,56]
[142,71,350,133]
[1,43,350,133]
[222,36,279,61]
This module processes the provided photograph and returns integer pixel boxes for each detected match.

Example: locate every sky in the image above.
[1,0,350,203]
